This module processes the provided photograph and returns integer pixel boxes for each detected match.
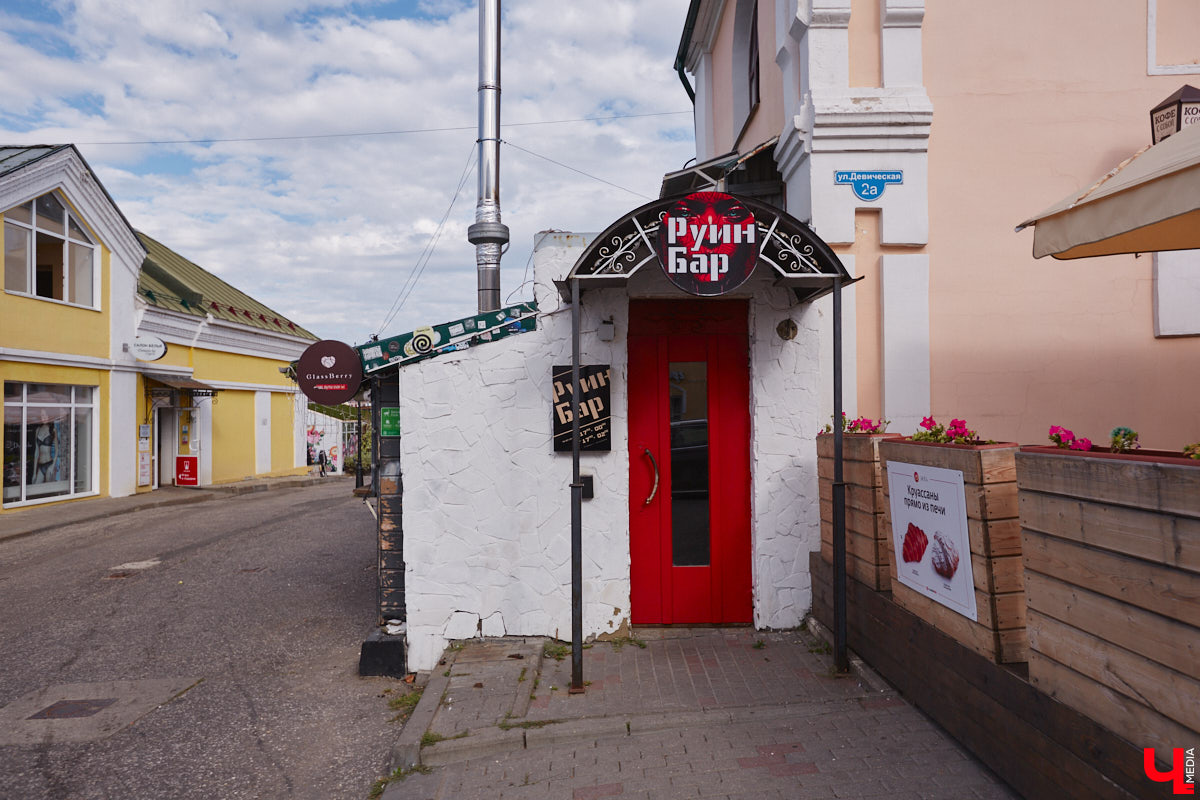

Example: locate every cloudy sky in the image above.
[1,0,695,345]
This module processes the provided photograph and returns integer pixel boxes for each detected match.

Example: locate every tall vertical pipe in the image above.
[832,276,849,673]
[468,0,509,313]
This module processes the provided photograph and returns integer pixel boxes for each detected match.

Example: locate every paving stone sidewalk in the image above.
[380,626,1019,800]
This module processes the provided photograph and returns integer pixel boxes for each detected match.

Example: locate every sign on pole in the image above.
[380,407,400,438]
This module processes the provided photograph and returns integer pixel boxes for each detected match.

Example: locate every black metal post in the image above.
[377,373,405,629]
[569,277,584,693]
[832,276,849,673]
[355,395,364,489]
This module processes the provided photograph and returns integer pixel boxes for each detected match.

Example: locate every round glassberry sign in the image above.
[655,191,759,296]
[297,340,362,404]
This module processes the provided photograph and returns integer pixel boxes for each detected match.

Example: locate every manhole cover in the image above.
[28,698,118,719]
[0,678,201,745]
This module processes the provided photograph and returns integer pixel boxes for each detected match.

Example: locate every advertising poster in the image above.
[886,460,977,621]
[175,456,199,487]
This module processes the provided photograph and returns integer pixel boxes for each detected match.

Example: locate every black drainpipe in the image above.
[674,0,701,103]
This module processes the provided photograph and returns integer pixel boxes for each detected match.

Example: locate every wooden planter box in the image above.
[1017,446,1200,752]
[817,433,900,591]
[879,440,1025,663]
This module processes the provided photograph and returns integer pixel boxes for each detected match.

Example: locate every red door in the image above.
[628,300,752,624]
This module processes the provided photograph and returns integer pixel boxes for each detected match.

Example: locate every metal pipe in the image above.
[468,0,509,313]
[832,276,849,673]
[355,395,363,489]
[569,278,584,693]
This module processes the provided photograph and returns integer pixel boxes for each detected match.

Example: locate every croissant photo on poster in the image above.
[886,461,977,621]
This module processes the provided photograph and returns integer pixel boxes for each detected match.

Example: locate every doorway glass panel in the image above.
[668,361,709,566]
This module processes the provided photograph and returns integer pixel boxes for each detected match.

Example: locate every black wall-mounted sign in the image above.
[552,365,611,452]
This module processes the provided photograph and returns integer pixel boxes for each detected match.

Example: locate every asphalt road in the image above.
[0,480,399,800]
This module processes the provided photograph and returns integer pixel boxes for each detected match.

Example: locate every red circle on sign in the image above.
[655,191,758,296]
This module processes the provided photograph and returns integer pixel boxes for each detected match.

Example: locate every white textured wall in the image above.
[402,233,631,671]
[401,232,824,669]
[747,286,824,629]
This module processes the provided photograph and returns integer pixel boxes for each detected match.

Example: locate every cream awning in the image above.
[1017,121,1200,259]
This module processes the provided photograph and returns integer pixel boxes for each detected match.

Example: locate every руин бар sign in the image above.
[886,461,977,620]
[552,365,610,452]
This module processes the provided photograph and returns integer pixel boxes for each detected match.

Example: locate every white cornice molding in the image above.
[202,379,299,393]
[776,103,816,182]
[683,0,727,72]
[809,91,932,153]
[137,306,313,362]
[0,148,145,277]
[0,347,114,371]
[882,1,924,28]
[809,1,850,28]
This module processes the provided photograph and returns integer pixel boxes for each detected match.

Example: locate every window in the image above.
[731,0,761,141]
[3,191,96,307]
[3,382,97,506]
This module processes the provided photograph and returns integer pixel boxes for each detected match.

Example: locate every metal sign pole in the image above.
[355,395,364,489]
[569,278,585,693]
[832,276,849,672]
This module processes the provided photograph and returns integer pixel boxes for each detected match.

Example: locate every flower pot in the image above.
[817,432,902,591]
[1017,446,1200,752]
[879,439,1025,664]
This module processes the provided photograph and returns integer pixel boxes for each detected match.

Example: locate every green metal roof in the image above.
[0,145,71,178]
[137,232,317,340]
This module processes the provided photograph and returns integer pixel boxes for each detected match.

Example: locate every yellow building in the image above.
[2,144,317,513]
[134,232,318,490]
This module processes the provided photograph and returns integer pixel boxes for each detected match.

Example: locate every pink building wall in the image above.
[684,0,1200,450]
[923,0,1200,448]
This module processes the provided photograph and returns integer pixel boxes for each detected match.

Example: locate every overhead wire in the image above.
[376,144,477,335]
[502,140,653,200]
[72,110,692,147]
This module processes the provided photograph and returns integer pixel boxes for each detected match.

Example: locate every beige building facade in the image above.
[679,0,1200,448]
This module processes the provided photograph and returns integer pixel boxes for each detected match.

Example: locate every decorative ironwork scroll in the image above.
[568,193,852,304]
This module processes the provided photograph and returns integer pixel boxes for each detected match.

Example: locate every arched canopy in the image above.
[559,192,856,303]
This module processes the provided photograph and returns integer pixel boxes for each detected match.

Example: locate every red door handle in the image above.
[643,447,659,506]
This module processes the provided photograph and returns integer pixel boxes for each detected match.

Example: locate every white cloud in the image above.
[1,0,695,343]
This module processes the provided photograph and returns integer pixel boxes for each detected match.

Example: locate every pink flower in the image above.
[1070,437,1092,451]
[920,416,937,430]
[949,419,967,431]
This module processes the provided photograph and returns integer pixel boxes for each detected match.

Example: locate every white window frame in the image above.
[2,382,100,507]
[1147,0,1200,76]
[3,190,100,310]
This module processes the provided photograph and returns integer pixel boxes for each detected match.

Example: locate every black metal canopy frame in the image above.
[563,193,857,690]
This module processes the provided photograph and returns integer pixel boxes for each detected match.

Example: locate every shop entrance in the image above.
[628,300,753,624]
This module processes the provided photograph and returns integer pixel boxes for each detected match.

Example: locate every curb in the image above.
[389,655,457,771]
[0,476,337,544]
[417,698,867,766]
[0,491,220,544]
[803,615,893,694]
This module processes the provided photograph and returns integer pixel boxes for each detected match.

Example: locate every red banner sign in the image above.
[175,456,198,487]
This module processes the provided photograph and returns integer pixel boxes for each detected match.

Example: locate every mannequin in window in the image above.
[33,423,56,483]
